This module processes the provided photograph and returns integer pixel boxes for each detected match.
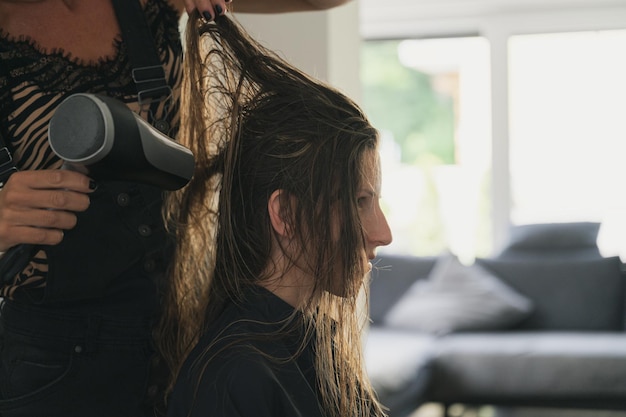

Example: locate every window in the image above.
[361,37,492,261]
[360,2,626,260]
[508,30,626,258]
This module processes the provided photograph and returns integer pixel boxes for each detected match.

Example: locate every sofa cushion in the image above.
[369,255,438,325]
[364,328,435,416]
[476,256,625,331]
[382,255,533,334]
[427,332,626,408]
[496,222,601,259]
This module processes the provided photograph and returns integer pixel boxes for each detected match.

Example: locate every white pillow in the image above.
[383,254,533,334]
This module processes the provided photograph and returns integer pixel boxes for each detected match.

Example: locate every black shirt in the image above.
[167,286,326,417]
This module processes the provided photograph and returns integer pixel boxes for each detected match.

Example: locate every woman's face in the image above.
[327,150,393,299]
[356,151,393,273]
[267,150,392,305]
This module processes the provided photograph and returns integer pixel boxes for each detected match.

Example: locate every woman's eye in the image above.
[357,195,371,208]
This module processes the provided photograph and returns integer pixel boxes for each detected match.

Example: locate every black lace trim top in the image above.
[0,0,183,301]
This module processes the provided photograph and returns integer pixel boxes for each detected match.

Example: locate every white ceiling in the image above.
[358,0,626,39]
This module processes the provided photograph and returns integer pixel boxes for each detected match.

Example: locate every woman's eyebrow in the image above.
[359,188,379,198]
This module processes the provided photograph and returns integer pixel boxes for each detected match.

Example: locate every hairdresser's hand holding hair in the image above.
[159,13,391,417]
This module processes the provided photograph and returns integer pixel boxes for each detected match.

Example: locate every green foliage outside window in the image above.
[360,40,456,166]
[360,40,455,255]
[360,39,493,258]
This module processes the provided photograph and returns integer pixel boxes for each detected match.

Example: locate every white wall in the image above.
[237,1,362,103]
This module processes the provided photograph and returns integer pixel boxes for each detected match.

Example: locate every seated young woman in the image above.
[157,13,393,417]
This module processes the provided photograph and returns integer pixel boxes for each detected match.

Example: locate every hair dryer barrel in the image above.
[48,93,194,190]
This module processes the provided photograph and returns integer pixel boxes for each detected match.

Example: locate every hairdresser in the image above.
[0,1,350,416]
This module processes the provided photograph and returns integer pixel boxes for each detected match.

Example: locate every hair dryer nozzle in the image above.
[48,93,194,190]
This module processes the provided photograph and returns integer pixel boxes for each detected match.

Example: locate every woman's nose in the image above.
[369,203,393,247]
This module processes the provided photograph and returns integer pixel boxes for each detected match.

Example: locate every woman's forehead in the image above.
[359,150,381,191]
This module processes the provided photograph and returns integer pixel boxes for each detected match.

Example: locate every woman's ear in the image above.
[268,189,291,238]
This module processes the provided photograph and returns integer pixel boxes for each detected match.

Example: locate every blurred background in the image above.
[239,0,626,263]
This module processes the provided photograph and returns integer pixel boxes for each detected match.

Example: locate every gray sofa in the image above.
[365,222,626,417]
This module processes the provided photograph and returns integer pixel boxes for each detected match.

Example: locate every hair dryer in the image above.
[0,94,196,285]
[48,93,195,190]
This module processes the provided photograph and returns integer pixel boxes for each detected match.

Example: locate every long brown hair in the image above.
[158,13,385,417]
